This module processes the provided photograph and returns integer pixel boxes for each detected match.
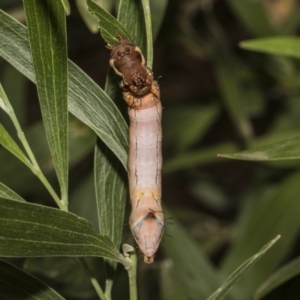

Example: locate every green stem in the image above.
[76,258,108,300]
[123,244,138,300]
[104,279,113,300]
[91,277,107,300]
[128,254,138,300]
[5,96,65,211]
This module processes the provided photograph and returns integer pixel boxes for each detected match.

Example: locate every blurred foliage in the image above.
[2,0,300,299]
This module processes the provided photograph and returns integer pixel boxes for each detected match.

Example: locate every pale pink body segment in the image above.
[128,101,164,264]
[108,36,163,263]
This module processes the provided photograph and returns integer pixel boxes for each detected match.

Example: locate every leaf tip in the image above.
[239,41,246,48]
[62,0,71,15]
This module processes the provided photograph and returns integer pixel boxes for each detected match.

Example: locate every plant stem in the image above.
[104,279,113,300]
[123,244,138,300]
[4,93,65,211]
[76,258,108,300]
[91,277,107,300]
[128,253,138,300]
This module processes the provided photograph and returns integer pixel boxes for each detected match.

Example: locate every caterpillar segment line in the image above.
[108,35,164,264]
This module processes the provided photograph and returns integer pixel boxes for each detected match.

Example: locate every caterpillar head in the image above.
[130,209,164,264]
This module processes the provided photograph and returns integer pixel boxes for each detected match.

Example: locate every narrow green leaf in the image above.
[0,83,11,115]
[94,140,126,249]
[219,136,300,161]
[221,171,300,297]
[69,173,98,231]
[255,255,300,300]
[26,257,100,299]
[240,37,300,60]
[227,0,276,37]
[68,118,96,165]
[163,105,220,152]
[160,260,188,300]
[60,0,71,15]
[150,0,168,41]
[97,0,115,12]
[68,62,128,168]
[141,0,153,67]
[94,140,127,295]
[214,55,253,141]
[0,10,128,169]
[0,182,25,202]
[117,0,147,62]
[60,0,70,15]
[207,235,281,300]
[0,153,43,198]
[164,143,238,173]
[0,120,95,195]
[87,0,131,45]
[1,65,28,128]
[0,259,65,300]
[162,207,222,300]
[0,199,125,263]
[23,0,69,203]
[0,123,32,168]
[76,0,99,33]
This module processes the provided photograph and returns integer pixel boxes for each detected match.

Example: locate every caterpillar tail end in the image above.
[144,255,154,264]
[130,208,164,264]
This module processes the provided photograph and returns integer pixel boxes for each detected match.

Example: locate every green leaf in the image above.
[240,37,300,60]
[219,136,300,161]
[0,182,25,202]
[117,0,147,63]
[141,0,153,67]
[1,65,28,128]
[0,10,128,169]
[0,83,12,116]
[87,0,131,45]
[97,0,115,12]
[76,0,99,33]
[0,123,32,168]
[60,0,70,15]
[0,199,125,263]
[69,62,128,168]
[163,104,220,152]
[150,0,168,41]
[0,259,65,299]
[162,207,222,300]
[23,0,69,203]
[26,257,102,299]
[207,235,280,300]
[214,54,253,141]
[221,171,300,297]
[94,140,127,295]
[0,120,95,195]
[160,260,188,300]
[69,173,98,231]
[164,143,238,173]
[227,0,276,37]
[68,118,96,165]
[94,140,126,249]
[254,255,300,300]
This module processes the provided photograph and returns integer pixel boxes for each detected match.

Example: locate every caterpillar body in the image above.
[108,36,164,264]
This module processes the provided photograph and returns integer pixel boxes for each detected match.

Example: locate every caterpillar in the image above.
[108,36,164,264]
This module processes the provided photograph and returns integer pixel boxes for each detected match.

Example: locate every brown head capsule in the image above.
[108,35,154,97]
